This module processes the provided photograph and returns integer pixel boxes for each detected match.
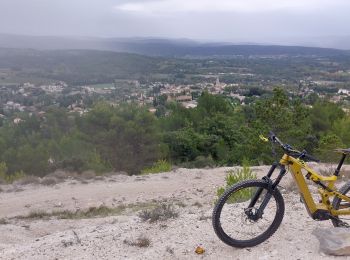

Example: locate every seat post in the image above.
[334,153,347,176]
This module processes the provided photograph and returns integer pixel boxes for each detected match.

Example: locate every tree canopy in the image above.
[1,88,350,177]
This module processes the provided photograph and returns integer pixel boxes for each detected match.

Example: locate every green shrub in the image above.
[86,151,112,174]
[0,162,26,184]
[180,155,215,168]
[141,160,172,175]
[14,175,40,185]
[316,134,345,163]
[7,171,26,184]
[0,162,8,182]
[216,161,256,203]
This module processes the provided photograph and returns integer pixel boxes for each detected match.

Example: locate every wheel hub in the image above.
[244,207,261,221]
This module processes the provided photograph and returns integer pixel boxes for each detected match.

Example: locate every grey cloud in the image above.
[0,0,349,48]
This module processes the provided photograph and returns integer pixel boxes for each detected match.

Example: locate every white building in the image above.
[338,89,350,95]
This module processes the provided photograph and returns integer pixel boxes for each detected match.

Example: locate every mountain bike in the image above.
[212,132,350,248]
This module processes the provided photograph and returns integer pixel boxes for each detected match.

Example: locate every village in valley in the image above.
[1,46,350,124]
[1,73,350,125]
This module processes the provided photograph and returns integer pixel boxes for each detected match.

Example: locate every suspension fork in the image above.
[248,163,278,208]
[248,164,286,218]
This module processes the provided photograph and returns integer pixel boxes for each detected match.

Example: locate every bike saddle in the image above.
[334,148,350,154]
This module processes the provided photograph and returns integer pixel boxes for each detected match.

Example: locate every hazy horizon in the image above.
[1,0,350,49]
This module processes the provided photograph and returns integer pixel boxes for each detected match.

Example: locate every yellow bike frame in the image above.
[280,154,350,217]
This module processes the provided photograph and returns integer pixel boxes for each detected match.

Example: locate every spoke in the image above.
[219,186,277,241]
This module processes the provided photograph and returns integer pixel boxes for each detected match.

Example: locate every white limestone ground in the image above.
[0,164,350,260]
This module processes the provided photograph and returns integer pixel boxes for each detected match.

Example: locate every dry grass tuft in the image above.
[138,204,179,223]
[18,203,159,220]
[25,210,51,219]
[40,177,59,186]
[21,205,127,220]
[124,235,151,248]
[0,218,9,225]
[80,171,96,180]
[319,167,335,177]
[319,166,350,181]
[14,175,40,186]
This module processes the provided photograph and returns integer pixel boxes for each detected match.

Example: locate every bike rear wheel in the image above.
[212,179,285,247]
[332,182,350,227]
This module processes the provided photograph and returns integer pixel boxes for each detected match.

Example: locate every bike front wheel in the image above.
[212,179,285,248]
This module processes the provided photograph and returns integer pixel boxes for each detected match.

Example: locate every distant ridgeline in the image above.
[0,34,349,57]
[0,44,349,86]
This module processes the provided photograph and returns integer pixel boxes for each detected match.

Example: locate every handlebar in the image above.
[303,153,319,162]
[267,132,319,162]
[268,132,283,146]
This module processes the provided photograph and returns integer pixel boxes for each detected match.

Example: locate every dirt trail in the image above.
[0,165,349,259]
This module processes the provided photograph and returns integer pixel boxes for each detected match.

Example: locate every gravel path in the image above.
[0,165,349,259]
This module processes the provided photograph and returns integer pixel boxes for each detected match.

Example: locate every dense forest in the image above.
[0,88,348,179]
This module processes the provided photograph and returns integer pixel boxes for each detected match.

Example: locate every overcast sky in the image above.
[1,0,350,47]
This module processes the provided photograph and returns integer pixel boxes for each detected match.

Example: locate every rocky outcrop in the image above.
[313,227,350,256]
